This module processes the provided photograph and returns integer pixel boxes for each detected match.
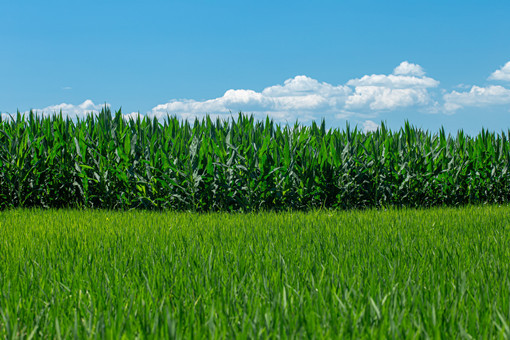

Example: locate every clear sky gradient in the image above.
[2,0,510,134]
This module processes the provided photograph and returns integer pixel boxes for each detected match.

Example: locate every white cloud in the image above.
[344,61,439,111]
[262,75,351,97]
[489,61,510,81]
[441,61,510,112]
[346,87,432,111]
[123,112,145,120]
[17,60,510,123]
[393,61,425,77]
[454,83,472,89]
[27,100,148,121]
[362,120,380,132]
[6,62,441,123]
[1,113,11,121]
[443,85,510,112]
[150,75,352,122]
[150,63,441,122]
[346,74,438,89]
[30,100,108,118]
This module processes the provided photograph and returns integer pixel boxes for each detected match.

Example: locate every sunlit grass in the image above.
[1,205,509,338]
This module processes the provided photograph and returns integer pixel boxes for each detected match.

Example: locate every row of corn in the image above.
[1,108,509,210]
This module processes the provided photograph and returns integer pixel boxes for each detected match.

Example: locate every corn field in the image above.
[1,108,509,210]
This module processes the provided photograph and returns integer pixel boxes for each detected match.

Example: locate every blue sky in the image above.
[1,0,510,134]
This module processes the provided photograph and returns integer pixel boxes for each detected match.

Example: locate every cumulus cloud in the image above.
[346,74,438,89]
[17,60,510,123]
[150,62,440,122]
[441,60,510,112]
[30,100,108,118]
[150,75,352,122]
[346,87,432,111]
[262,75,351,97]
[6,61,442,123]
[489,61,510,81]
[393,61,425,77]
[443,85,510,112]
[123,112,145,120]
[344,61,439,111]
[362,120,380,132]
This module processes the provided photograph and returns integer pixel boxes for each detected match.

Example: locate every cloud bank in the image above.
[442,61,510,113]
[151,75,352,122]
[443,86,510,112]
[7,60,509,124]
[27,100,107,119]
[151,61,440,122]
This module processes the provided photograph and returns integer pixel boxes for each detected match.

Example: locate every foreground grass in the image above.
[0,206,510,338]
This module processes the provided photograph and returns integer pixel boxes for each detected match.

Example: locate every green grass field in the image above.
[1,206,509,338]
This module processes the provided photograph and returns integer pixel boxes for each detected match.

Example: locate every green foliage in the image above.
[1,206,509,338]
[1,108,510,210]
